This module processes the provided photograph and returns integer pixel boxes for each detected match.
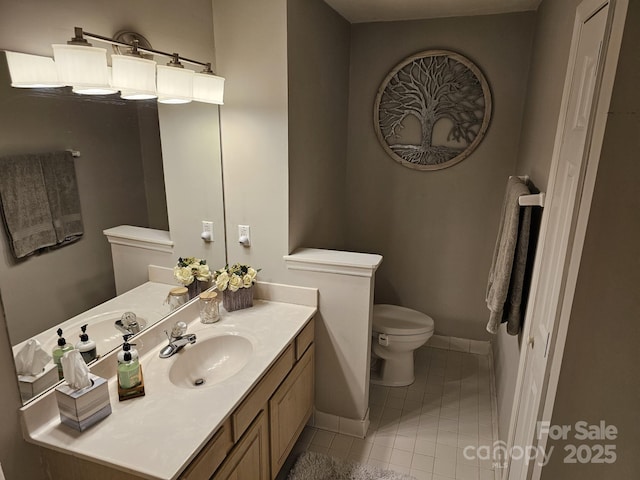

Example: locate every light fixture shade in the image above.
[193,73,225,105]
[4,51,64,88]
[157,65,193,104]
[52,44,116,95]
[111,54,157,100]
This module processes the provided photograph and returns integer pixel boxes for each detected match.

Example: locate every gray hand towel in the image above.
[506,205,532,335]
[0,154,57,258]
[41,151,84,244]
[486,176,531,334]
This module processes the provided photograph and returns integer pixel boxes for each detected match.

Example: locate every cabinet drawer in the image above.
[232,344,294,442]
[179,418,233,480]
[295,317,314,360]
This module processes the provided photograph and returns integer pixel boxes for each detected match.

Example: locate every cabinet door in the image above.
[269,345,314,478]
[213,410,270,480]
[180,419,233,480]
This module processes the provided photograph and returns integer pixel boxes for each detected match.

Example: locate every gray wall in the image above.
[344,13,536,340]
[213,0,291,283]
[158,101,226,270]
[138,103,169,230]
[287,0,350,252]
[0,1,215,479]
[0,63,163,345]
[492,0,582,441]
[541,1,640,477]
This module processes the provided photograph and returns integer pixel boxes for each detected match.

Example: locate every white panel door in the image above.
[507,2,610,479]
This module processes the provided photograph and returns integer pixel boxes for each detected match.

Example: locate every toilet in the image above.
[370,304,435,387]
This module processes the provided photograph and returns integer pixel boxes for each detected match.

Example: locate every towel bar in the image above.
[511,175,545,207]
[518,192,545,207]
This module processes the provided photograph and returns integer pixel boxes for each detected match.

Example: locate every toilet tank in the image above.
[103,225,175,295]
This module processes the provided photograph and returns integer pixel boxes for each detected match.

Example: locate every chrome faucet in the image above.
[159,321,196,358]
[115,311,141,335]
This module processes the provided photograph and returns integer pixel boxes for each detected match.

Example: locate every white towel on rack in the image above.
[486,176,532,334]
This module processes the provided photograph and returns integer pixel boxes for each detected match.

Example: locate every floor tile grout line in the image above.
[296,346,498,480]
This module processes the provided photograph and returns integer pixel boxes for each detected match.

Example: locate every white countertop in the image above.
[22,296,316,479]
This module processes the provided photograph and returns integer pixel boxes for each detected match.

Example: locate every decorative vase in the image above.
[187,280,208,299]
[222,287,254,312]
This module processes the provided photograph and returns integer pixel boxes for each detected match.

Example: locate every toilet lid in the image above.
[373,304,434,336]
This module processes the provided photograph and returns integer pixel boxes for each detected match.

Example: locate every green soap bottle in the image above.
[117,351,140,389]
[52,328,74,380]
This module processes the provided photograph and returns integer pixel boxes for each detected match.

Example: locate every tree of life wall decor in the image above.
[374,50,492,171]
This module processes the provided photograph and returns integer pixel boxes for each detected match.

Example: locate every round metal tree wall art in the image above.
[374,50,492,170]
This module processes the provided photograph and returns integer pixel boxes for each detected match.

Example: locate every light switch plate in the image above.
[202,221,214,242]
[238,225,251,246]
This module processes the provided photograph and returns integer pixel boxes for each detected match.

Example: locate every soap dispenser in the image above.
[117,345,140,390]
[52,328,75,380]
[76,324,97,363]
[117,335,138,364]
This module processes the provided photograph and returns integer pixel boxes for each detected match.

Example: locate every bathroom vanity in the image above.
[20,283,317,480]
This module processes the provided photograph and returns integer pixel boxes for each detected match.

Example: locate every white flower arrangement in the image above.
[173,257,212,286]
[214,263,258,292]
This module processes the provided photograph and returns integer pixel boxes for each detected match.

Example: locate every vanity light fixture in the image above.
[5,27,225,104]
[65,27,223,104]
[4,51,65,88]
[52,28,117,95]
[193,64,225,105]
[111,40,157,100]
[157,54,193,104]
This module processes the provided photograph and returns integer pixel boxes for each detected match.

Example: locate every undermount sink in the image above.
[168,334,254,389]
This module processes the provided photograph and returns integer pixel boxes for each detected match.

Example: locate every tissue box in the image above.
[55,374,111,432]
[19,363,59,402]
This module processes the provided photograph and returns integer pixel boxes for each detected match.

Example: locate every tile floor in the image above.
[292,346,498,480]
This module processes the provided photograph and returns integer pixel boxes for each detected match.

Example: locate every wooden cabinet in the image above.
[45,317,316,480]
[213,322,314,480]
[180,418,234,480]
[213,411,270,480]
[232,345,295,442]
[269,345,314,478]
[295,317,314,360]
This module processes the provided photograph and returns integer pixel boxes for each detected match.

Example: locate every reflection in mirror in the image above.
[0,52,226,404]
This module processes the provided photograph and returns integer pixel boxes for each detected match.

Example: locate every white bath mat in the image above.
[287,451,415,480]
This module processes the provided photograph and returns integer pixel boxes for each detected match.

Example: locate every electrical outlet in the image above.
[201,221,214,242]
[238,225,251,247]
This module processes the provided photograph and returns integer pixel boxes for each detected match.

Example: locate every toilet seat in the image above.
[373,304,434,336]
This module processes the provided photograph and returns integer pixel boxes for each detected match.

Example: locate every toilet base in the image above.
[370,351,415,387]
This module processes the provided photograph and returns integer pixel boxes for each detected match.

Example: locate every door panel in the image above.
[507,3,610,479]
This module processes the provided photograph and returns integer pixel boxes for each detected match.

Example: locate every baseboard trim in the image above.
[427,334,491,355]
[307,408,370,439]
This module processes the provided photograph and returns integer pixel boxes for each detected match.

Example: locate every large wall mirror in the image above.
[0,52,227,404]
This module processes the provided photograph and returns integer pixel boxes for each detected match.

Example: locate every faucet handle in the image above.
[171,321,187,338]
